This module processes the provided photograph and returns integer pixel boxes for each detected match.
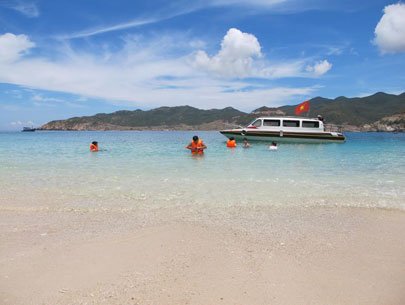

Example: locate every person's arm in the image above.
[186,143,193,150]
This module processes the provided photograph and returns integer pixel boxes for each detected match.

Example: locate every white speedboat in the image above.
[220,116,345,143]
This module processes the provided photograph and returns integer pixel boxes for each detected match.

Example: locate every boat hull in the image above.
[220,129,345,143]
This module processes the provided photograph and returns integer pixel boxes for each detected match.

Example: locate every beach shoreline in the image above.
[1,206,404,305]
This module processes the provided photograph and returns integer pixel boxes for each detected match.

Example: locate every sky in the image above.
[0,0,404,130]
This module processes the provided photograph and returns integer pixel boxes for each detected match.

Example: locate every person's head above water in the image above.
[242,138,250,148]
[92,141,98,145]
[271,141,277,146]
[229,137,235,141]
[192,136,199,142]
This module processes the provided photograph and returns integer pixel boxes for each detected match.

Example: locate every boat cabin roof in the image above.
[253,116,320,121]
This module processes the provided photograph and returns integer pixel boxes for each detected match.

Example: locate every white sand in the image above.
[1,207,404,305]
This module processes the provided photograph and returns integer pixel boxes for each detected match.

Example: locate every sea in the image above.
[0,131,404,211]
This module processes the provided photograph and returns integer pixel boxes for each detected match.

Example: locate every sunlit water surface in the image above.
[0,131,404,211]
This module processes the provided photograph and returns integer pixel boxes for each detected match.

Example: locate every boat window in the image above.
[263,119,280,127]
[252,119,262,127]
[282,120,300,127]
[302,121,320,128]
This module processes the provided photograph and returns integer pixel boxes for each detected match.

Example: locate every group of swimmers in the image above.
[186,136,278,154]
[186,135,278,153]
[89,136,278,154]
[225,137,277,150]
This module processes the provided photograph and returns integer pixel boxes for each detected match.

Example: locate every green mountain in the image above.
[41,106,247,130]
[40,92,405,131]
[277,92,405,125]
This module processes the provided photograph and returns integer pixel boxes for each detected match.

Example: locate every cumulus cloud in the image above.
[194,28,332,78]
[374,3,405,53]
[194,28,262,78]
[306,60,332,76]
[0,33,35,63]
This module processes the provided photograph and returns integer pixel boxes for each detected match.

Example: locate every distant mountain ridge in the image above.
[40,92,405,131]
[278,92,405,126]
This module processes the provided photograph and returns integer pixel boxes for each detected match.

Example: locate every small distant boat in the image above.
[22,127,36,132]
[220,116,345,143]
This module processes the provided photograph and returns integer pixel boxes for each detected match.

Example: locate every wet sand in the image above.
[1,206,404,305]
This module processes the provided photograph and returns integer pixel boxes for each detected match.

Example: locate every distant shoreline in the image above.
[35,127,404,132]
[38,93,405,133]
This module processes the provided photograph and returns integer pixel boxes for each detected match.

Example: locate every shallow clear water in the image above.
[0,131,404,210]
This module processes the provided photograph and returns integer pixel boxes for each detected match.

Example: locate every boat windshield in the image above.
[248,119,262,127]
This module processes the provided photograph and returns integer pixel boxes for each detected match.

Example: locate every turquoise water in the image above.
[0,131,404,210]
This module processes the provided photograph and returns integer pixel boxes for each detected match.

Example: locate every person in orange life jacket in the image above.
[186,135,207,154]
[226,137,237,148]
[90,141,99,152]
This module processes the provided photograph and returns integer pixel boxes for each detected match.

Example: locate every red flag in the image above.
[295,100,310,115]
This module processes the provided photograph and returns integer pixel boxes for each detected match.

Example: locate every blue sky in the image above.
[0,0,404,130]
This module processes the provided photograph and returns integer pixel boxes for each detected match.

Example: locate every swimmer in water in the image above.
[269,141,278,150]
[269,142,278,150]
[243,138,251,148]
[226,137,237,148]
[90,141,99,152]
[186,135,207,155]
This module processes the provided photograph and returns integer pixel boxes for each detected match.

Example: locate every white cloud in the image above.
[12,2,39,17]
[11,120,34,126]
[374,3,405,53]
[57,1,290,40]
[326,46,344,55]
[31,93,87,108]
[57,6,199,40]
[194,28,332,78]
[305,60,332,76]
[4,89,23,99]
[0,31,321,110]
[193,28,262,77]
[0,1,39,17]
[0,33,35,63]
[53,0,356,44]
[260,61,305,78]
[32,94,65,103]
[59,18,158,40]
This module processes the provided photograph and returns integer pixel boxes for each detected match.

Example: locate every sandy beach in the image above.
[1,206,404,305]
